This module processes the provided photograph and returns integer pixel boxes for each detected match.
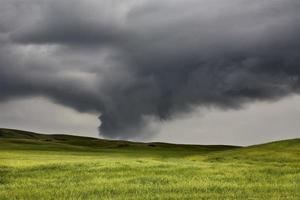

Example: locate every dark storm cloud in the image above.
[1,0,300,139]
[11,1,128,46]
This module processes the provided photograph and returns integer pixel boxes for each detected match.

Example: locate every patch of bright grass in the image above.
[0,129,299,199]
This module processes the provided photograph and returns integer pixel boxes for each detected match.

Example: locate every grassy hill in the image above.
[0,128,299,199]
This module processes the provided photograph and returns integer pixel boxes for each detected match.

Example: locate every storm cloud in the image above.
[1,0,300,139]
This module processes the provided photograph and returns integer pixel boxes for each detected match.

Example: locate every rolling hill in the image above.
[0,128,239,151]
[0,128,299,199]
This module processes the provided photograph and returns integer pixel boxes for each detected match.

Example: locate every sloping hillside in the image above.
[0,128,239,154]
[0,128,299,199]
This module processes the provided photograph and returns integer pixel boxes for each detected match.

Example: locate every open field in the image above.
[0,128,299,199]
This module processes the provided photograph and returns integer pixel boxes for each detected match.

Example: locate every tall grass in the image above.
[0,129,299,199]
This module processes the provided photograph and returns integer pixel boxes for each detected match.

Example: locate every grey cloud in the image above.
[1,0,300,139]
[10,0,130,46]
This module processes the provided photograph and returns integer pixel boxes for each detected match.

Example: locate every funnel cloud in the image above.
[1,0,300,139]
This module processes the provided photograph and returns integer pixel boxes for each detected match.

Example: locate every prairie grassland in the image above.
[0,129,299,199]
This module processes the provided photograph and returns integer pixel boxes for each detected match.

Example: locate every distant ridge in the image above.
[0,128,299,152]
[0,128,240,152]
[0,128,299,173]
[0,128,98,140]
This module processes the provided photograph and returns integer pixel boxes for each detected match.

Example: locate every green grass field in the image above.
[0,128,299,199]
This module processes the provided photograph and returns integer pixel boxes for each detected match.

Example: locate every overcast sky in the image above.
[0,0,300,145]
